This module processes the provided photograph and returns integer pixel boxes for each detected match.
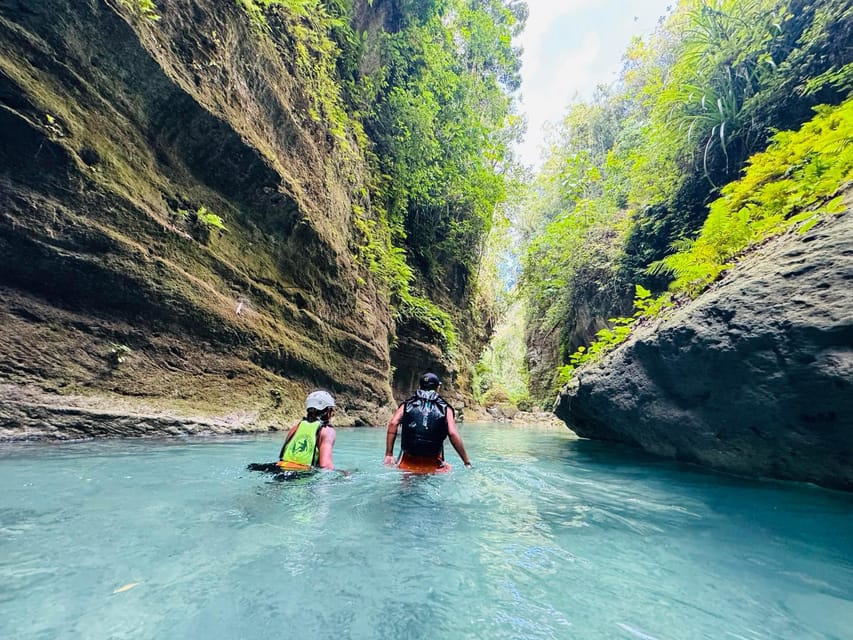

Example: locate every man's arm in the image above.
[446,407,471,467]
[317,426,336,470]
[384,403,404,465]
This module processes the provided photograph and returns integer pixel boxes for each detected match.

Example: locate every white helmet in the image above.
[306,390,335,411]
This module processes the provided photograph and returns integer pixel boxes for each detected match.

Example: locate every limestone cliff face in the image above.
[555,199,853,490]
[526,255,632,408]
[0,0,404,436]
[390,303,493,419]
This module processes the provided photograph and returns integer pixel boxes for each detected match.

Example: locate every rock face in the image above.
[0,0,456,437]
[555,204,853,491]
[526,261,632,408]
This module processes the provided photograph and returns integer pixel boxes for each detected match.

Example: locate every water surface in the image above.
[1,424,852,639]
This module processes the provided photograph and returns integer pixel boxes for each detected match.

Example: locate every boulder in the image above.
[555,205,853,490]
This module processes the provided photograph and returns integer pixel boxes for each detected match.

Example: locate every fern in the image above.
[659,98,853,296]
[559,284,674,380]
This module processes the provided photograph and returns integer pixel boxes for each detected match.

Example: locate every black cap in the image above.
[419,372,441,390]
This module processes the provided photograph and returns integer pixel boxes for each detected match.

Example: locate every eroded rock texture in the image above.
[0,0,402,436]
[556,203,853,490]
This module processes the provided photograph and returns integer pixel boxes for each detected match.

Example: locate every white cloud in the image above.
[518,0,588,70]
[518,31,601,164]
[513,0,673,168]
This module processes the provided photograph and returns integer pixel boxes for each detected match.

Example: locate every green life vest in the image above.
[280,419,323,467]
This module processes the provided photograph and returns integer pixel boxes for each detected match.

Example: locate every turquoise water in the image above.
[1,424,852,640]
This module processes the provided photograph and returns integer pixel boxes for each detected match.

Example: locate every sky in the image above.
[514,0,675,168]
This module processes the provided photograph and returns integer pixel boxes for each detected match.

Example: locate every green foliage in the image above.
[345,0,524,356]
[119,0,161,21]
[559,285,674,381]
[656,98,853,296]
[777,2,853,102]
[473,299,529,404]
[523,198,628,333]
[232,0,524,358]
[237,0,319,29]
[174,206,228,240]
[480,386,511,406]
[519,90,633,334]
[554,99,851,384]
[235,0,270,29]
[195,206,227,231]
[806,62,853,97]
[659,0,787,180]
[514,90,638,402]
[399,289,459,355]
[631,283,672,317]
[519,0,851,400]
[616,0,852,286]
[351,204,458,352]
[358,0,525,289]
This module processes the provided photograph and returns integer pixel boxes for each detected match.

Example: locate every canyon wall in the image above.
[0,0,463,438]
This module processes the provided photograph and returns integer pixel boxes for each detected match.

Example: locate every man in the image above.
[278,390,337,471]
[384,372,471,473]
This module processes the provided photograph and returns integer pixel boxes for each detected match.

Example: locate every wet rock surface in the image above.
[556,205,853,490]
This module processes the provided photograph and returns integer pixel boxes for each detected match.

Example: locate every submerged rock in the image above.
[555,204,853,491]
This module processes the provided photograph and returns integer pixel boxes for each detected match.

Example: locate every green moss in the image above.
[119,0,161,21]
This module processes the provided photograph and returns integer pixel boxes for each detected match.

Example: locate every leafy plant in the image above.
[195,206,227,231]
[558,284,674,382]
[655,98,853,296]
[615,0,851,288]
[520,0,851,400]
[351,203,459,353]
[661,0,788,179]
[119,0,161,21]
[173,206,227,242]
[556,98,851,387]
[359,0,525,294]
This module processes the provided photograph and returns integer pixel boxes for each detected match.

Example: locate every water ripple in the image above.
[1,425,851,640]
